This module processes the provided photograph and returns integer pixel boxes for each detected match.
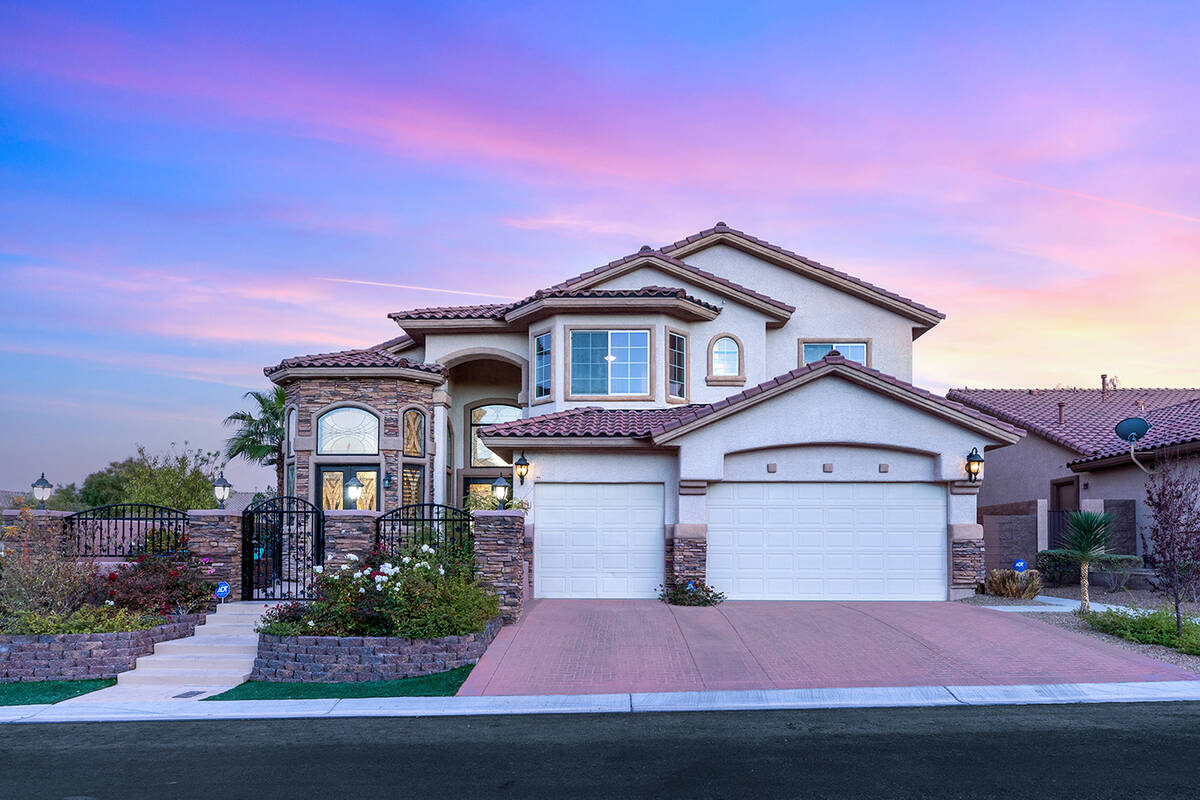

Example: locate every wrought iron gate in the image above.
[242,496,325,600]
[64,503,189,558]
[376,504,473,561]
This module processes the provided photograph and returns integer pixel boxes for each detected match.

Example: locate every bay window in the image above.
[569,329,651,397]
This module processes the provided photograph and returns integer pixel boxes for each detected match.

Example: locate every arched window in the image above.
[316,407,379,455]
[403,409,426,458]
[710,336,742,377]
[470,404,521,467]
[286,408,297,457]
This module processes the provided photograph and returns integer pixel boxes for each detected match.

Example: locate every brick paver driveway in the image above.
[458,599,1199,696]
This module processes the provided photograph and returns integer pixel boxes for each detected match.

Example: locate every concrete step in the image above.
[131,652,254,672]
[155,636,259,656]
[212,603,276,617]
[193,618,260,633]
[118,667,252,687]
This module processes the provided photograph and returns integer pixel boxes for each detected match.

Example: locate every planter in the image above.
[251,616,503,683]
[0,612,206,682]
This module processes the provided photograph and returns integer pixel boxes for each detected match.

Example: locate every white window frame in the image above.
[566,327,654,400]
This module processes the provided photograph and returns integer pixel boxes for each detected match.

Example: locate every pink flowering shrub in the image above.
[258,543,497,638]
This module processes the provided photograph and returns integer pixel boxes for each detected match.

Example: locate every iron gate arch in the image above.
[64,503,189,558]
[376,504,473,561]
[242,496,325,600]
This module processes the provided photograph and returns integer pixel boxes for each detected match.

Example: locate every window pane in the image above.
[286,464,295,497]
[534,332,552,399]
[286,409,297,456]
[403,410,426,457]
[321,471,344,510]
[471,404,521,467]
[609,330,650,395]
[668,333,686,397]
[570,330,608,395]
[355,471,378,511]
[402,465,425,505]
[838,343,868,365]
[803,343,832,363]
[712,337,740,376]
[317,407,379,454]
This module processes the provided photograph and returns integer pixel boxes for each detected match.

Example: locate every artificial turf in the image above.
[0,679,116,706]
[202,665,474,701]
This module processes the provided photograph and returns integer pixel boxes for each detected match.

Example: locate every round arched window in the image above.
[317,407,379,454]
[711,336,741,376]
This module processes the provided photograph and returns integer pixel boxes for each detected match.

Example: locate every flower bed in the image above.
[251,616,502,683]
[0,613,206,682]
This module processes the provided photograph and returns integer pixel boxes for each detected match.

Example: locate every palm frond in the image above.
[1061,511,1112,562]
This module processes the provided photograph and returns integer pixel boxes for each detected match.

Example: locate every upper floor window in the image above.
[402,409,426,457]
[316,407,379,454]
[667,331,687,400]
[802,341,868,366]
[471,404,521,467]
[707,334,745,385]
[533,331,552,401]
[569,329,651,397]
[285,408,297,457]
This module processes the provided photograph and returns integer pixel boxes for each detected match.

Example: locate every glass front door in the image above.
[318,466,379,511]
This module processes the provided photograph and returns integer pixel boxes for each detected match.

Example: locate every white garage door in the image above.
[533,483,665,598]
[707,482,947,600]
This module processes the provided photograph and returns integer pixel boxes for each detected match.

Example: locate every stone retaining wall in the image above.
[0,613,206,682]
[251,616,503,683]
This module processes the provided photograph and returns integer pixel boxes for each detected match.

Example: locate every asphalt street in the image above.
[3,702,1198,799]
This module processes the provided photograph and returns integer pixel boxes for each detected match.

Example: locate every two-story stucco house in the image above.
[265,223,1022,602]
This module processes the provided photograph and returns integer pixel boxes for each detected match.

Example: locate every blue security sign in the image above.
[214,581,231,599]
[1012,559,1027,573]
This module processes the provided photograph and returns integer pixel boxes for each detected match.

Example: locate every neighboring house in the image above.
[266,223,1022,601]
[0,489,28,509]
[948,382,1200,565]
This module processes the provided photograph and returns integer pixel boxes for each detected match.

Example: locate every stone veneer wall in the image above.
[670,538,707,587]
[187,511,243,599]
[251,616,501,683]
[473,510,525,623]
[0,614,205,682]
[323,511,380,567]
[283,376,435,507]
[952,539,986,587]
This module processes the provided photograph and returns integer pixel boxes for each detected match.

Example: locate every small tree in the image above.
[223,387,286,495]
[1141,455,1200,636]
[1060,511,1112,613]
[79,457,138,507]
[123,444,221,510]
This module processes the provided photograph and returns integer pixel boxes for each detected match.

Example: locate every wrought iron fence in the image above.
[376,504,473,563]
[1048,510,1073,550]
[241,496,325,600]
[63,503,189,558]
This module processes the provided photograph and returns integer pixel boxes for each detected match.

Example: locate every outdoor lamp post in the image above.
[965,447,984,483]
[31,473,52,510]
[212,473,232,509]
[491,475,511,503]
[345,475,364,505]
[513,453,530,485]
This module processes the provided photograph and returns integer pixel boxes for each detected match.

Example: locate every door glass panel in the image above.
[322,472,344,510]
[355,471,378,511]
[402,464,425,505]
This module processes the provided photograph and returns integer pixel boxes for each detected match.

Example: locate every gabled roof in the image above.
[265,339,446,380]
[946,387,1200,457]
[661,222,945,326]
[480,354,1023,444]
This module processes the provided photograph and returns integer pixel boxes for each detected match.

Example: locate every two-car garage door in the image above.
[707,482,947,600]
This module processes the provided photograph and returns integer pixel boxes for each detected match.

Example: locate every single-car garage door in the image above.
[707,482,947,600]
[534,483,665,598]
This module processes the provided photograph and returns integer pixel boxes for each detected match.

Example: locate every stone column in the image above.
[323,511,380,567]
[432,398,449,505]
[0,509,69,556]
[948,482,985,598]
[668,480,708,588]
[473,510,526,624]
[187,511,244,599]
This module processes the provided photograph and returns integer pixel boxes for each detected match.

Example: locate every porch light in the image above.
[31,473,52,510]
[491,475,511,502]
[212,473,232,509]
[382,472,393,490]
[345,475,364,504]
[513,453,530,485]
[965,448,984,483]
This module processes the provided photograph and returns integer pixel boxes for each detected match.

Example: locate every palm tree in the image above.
[223,387,287,494]
[1060,511,1112,613]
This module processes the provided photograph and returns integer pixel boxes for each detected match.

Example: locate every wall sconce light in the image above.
[345,475,364,504]
[513,453,530,485]
[212,472,232,509]
[382,472,393,489]
[965,447,984,483]
[31,473,53,510]
[492,476,511,502]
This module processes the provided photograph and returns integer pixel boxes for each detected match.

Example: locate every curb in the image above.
[4,680,1200,724]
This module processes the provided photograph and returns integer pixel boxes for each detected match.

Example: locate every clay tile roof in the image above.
[481,355,1021,441]
[661,222,944,320]
[389,303,508,321]
[946,387,1200,457]
[550,250,796,314]
[265,338,446,377]
[390,285,725,322]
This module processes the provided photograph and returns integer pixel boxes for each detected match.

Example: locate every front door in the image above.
[318,466,380,511]
[1050,478,1079,511]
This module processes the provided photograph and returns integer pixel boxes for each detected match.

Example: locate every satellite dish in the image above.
[1115,417,1151,443]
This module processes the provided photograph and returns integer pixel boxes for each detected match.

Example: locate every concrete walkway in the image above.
[61,601,270,704]
[458,599,1199,696]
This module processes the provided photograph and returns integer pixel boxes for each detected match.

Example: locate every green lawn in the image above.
[0,679,116,706]
[202,665,474,701]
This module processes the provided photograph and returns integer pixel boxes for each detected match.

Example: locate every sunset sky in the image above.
[1,1,1198,492]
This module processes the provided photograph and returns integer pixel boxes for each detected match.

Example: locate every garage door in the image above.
[707,482,947,600]
[534,483,665,598]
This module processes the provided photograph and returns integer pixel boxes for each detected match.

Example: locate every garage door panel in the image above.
[707,482,947,601]
[534,483,665,599]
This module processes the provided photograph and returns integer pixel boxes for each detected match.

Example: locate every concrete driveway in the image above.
[458,599,1199,696]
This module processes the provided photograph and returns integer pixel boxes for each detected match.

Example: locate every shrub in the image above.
[98,553,217,615]
[0,605,163,634]
[1083,605,1195,649]
[658,580,726,606]
[1036,550,1141,586]
[257,544,499,638]
[0,507,100,616]
[984,568,1042,599]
